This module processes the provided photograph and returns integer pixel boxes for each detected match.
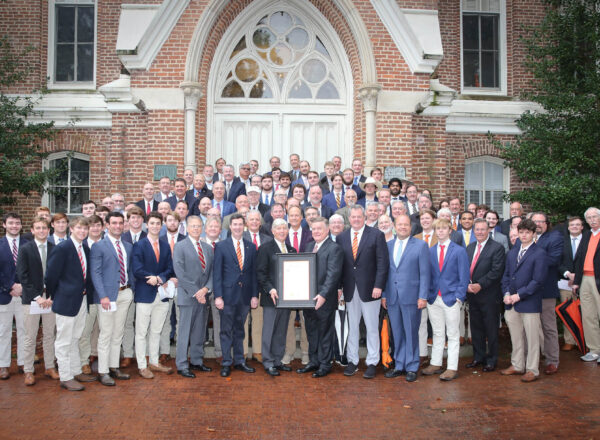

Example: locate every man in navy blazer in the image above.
[213,214,259,377]
[422,218,469,381]
[46,217,97,390]
[501,218,547,382]
[131,212,175,379]
[165,178,196,211]
[211,181,236,218]
[90,212,135,386]
[531,212,563,375]
[223,165,246,203]
[0,212,27,380]
[338,205,388,379]
[382,214,430,382]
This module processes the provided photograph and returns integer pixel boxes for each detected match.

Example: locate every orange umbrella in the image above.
[381,316,393,368]
[556,298,588,354]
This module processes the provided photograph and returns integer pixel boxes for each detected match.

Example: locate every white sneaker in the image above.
[580,352,599,362]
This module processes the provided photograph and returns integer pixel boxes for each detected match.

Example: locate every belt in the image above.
[583,271,595,277]
[119,284,131,291]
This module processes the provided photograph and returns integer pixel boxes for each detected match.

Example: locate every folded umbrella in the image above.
[555,298,587,354]
[381,315,393,369]
[335,302,349,354]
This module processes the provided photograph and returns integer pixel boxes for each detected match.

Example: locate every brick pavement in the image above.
[1,341,599,439]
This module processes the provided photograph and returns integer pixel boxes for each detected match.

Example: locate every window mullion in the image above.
[66,158,71,213]
[73,6,78,82]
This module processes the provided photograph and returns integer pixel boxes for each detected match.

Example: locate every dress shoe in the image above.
[120,357,133,368]
[139,368,154,379]
[465,360,484,369]
[0,367,9,380]
[177,369,196,378]
[406,371,418,382]
[421,365,444,376]
[109,368,130,380]
[363,364,376,379]
[24,372,35,386]
[561,343,575,352]
[266,367,280,376]
[220,366,231,377]
[343,362,358,376]
[98,374,115,386]
[500,365,524,376]
[521,371,538,382]
[312,368,329,378]
[81,364,92,375]
[149,363,173,374]
[158,354,170,364]
[296,364,318,374]
[482,365,496,373]
[74,373,97,382]
[60,379,84,391]
[440,369,458,381]
[252,353,262,362]
[275,364,291,372]
[384,369,403,378]
[544,364,558,375]
[45,368,60,380]
[234,363,256,373]
[190,363,212,372]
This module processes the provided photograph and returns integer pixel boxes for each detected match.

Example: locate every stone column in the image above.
[180,81,203,173]
[358,84,382,172]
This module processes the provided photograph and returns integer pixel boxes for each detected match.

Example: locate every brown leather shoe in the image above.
[421,364,444,376]
[24,372,35,386]
[500,365,524,376]
[120,357,133,368]
[0,367,9,380]
[75,373,97,383]
[440,369,458,381]
[544,364,558,375]
[419,356,430,368]
[521,371,538,382]
[45,368,60,380]
[81,364,92,375]
[149,363,173,374]
[159,354,170,364]
[109,368,130,380]
[561,344,575,352]
[139,368,154,379]
[60,379,84,391]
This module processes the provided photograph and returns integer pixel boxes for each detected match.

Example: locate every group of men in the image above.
[1,153,599,391]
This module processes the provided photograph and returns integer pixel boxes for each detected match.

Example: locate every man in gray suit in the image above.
[173,216,213,378]
[485,210,509,253]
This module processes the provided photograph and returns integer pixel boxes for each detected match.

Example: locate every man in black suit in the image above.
[500,202,524,236]
[136,183,159,216]
[341,168,365,200]
[303,185,333,219]
[223,164,246,203]
[338,205,388,379]
[465,219,506,371]
[16,216,58,386]
[166,178,196,211]
[256,218,295,376]
[299,217,343,377]
[187,173,213,202]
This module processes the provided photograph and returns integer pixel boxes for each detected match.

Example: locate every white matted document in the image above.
[283,260,310,301]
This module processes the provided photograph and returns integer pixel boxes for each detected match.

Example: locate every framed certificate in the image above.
[276,253,317,308]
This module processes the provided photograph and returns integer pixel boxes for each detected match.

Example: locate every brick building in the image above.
[0,0,544,220]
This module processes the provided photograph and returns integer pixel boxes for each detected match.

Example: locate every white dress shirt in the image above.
[350,225,366,248]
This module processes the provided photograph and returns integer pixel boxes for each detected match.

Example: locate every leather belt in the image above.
[119,284,131,291]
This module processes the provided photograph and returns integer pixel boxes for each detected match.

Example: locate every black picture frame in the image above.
[276,252,317,308]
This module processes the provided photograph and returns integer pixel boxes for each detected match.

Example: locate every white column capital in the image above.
[358,84,382,112]
[180,81,203,110]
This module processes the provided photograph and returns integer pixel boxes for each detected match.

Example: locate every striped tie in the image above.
[115,240,126,285]
[335,193,340,208]
[11,238,18,265]
[236,240,243,270]
[78,244,86,282]
[196,241,206,270]
[352,231,359,260]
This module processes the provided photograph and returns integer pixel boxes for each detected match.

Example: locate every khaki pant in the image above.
[97,289,133,374]
[580,276,600,353]
[55,300,87,382]
[559,289,576,345]
[505,308,541,376]
[283,310,308,362]
[428,296,461,370]
[79,303,99,365]
[23,302,56,373]
[243,306,263,356]
[135,295,170,369]
[0,296,25,368]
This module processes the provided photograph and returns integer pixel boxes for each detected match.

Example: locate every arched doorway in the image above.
[206,0,353,172]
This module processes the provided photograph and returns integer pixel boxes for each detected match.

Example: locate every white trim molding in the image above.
[25,92,111,128]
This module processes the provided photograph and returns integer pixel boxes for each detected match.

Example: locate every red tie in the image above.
[253,233,258,250]
[470,243,482,278]
[146,201,151,215]
[437,244,445,296]
[293,231,299,252]
[197,241,206,270]
[212,241,216,250]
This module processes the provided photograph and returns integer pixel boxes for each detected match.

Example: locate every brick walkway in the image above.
[1,339,599,439]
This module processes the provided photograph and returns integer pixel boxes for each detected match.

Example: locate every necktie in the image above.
[226,182,231,197]
[40,244,47,277]
[212,241,216,250]
[572,237,577,259]
[236,240,243,270]
[216,201,221,213]
[146,202,151,215]
[169,235,175,255]
[196,241,206,270]
[470,243,481,278]
[352,231,359,260]
[253,233,258,250]
[394,239,403,267]
[179,223,185,235]
[424,234,430,246]
[275,184,280,191]
[152,240,160,262]
[517,247,526,263]
[438,244,445,296]
[490,231,495,239]
[293,232,299,252]
[464,230,471,246]
[78,244,86,281]
[452,217,457,231]
[313,243,319,253]
[265,194,269,205]
[412,203,417,214]
[280,242,287,253]
[59,237,65,243]
[335,193,341,208]
[115,240,126,285]
[11,238,18,265]
[133,234,138,244]
[354,176,358,186]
